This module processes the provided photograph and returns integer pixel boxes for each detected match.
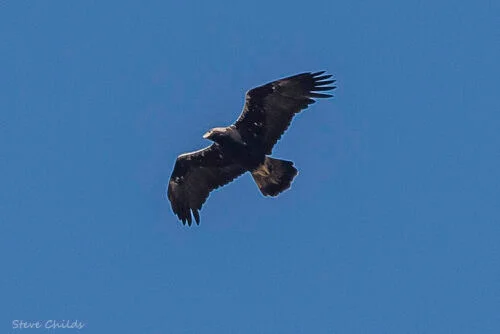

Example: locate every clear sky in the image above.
[1,0,499,333]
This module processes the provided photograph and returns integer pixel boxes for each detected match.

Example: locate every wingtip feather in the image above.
[314,74,332,81]
[193,209,200,225]
[316,79,335,86]
[311,70,326,76]
[310,92,333,98]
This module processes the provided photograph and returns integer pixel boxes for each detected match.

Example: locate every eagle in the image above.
[167,71,336,225]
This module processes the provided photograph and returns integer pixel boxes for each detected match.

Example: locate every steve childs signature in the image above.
[12,319,86,330]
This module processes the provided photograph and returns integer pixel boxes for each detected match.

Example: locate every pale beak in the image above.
[203,131,211,139]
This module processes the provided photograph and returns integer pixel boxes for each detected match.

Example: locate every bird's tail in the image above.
[251,157,298,196]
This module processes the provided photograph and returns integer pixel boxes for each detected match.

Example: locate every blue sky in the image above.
[1,0,499,333]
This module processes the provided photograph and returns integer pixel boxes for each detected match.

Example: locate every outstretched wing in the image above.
[167,144,245,225]
[234,71,336,154]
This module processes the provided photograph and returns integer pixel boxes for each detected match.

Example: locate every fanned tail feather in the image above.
[251,157,298,196]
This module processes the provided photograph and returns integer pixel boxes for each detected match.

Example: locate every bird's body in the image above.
[167,71,336,225]
[204,126,266,170]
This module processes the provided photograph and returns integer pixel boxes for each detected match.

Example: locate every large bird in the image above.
[167,71,336,225]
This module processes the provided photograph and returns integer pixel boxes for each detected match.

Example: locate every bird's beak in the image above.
[203,131,211,139]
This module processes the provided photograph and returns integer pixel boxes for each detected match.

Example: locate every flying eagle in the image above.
[167,71,336,225]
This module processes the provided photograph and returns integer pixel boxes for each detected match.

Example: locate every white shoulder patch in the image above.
[227,126,245,145]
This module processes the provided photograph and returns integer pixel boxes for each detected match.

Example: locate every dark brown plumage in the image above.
[167,71,336,225]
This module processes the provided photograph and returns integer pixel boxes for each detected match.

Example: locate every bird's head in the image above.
[203,126,246,146]
[203,127,227,142]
